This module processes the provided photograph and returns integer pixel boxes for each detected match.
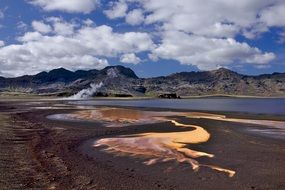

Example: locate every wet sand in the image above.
[0,99,285,189]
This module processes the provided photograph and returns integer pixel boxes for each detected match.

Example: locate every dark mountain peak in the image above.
[32,66,138,85]
[103,65,126,70]
[212,67,237,74]
[34,71,47,78]
[168,68,236,77]
[101,65,138,79]
[48,67,73,75]
[168,71,197,78]
[210,67,241,79]
[75,69,98,74]
[217,67,231,71]
[32,68,75,84]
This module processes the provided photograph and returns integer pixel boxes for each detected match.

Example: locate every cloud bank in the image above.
[0,18,154,76]
[29,0,99,13]
[0,0,284,76]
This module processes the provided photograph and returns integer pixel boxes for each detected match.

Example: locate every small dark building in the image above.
[158,93,180,99]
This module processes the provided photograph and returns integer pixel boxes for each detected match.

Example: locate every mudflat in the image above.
[0,99,285,190]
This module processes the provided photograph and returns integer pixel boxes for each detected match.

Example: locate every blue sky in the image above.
[0,0,285,77]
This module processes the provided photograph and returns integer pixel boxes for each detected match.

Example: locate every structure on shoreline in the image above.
[158,93,181,99]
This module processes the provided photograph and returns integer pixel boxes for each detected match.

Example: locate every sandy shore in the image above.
[0,99,285,190]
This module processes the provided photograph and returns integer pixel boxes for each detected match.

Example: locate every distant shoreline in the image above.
[181,94,285,99]
[1,92,285,100]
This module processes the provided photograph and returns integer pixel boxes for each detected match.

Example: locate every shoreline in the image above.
[0,99,285,189]
[1,92,285,100]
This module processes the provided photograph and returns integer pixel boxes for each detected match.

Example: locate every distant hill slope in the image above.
[0,65,285,97]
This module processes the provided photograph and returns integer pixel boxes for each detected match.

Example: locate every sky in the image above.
[0,0,285,77]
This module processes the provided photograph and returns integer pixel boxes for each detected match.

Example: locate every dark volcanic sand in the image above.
[0,99,285,190]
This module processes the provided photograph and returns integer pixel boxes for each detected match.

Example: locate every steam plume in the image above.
[69,82,103,99]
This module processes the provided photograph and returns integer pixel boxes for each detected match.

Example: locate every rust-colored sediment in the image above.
[57,107,285,177]
[63,108,174,127]
[94,117,236,177]
[65,108,285,129]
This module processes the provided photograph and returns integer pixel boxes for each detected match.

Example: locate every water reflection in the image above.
[69,98,285,115]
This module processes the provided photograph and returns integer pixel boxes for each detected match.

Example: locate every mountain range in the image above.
[1,65,285,97]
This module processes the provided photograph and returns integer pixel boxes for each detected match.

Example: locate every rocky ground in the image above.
[0,99,285,190]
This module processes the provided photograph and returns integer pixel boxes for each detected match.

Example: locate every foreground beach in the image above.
[0,98,285,190]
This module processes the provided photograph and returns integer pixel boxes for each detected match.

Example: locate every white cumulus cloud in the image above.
[120,53,141,64]
[3,1,283,75]
[0,40,4,47]
[103,0,280,70]
[0,18,154,77]
[32,21,52,34]
[136,0,273,38]
[260,3,285,27]
[104,1,128,19]
[29,0,99,14]
[151,31,275,70]
[53,21,76,36]
[126,9,144,26]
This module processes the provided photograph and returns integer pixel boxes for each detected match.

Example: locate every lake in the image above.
[69,98,285,115]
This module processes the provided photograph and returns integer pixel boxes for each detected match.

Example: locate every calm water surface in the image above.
[69,98,285,115]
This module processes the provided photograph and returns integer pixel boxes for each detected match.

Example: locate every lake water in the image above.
[69,98,285,115]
